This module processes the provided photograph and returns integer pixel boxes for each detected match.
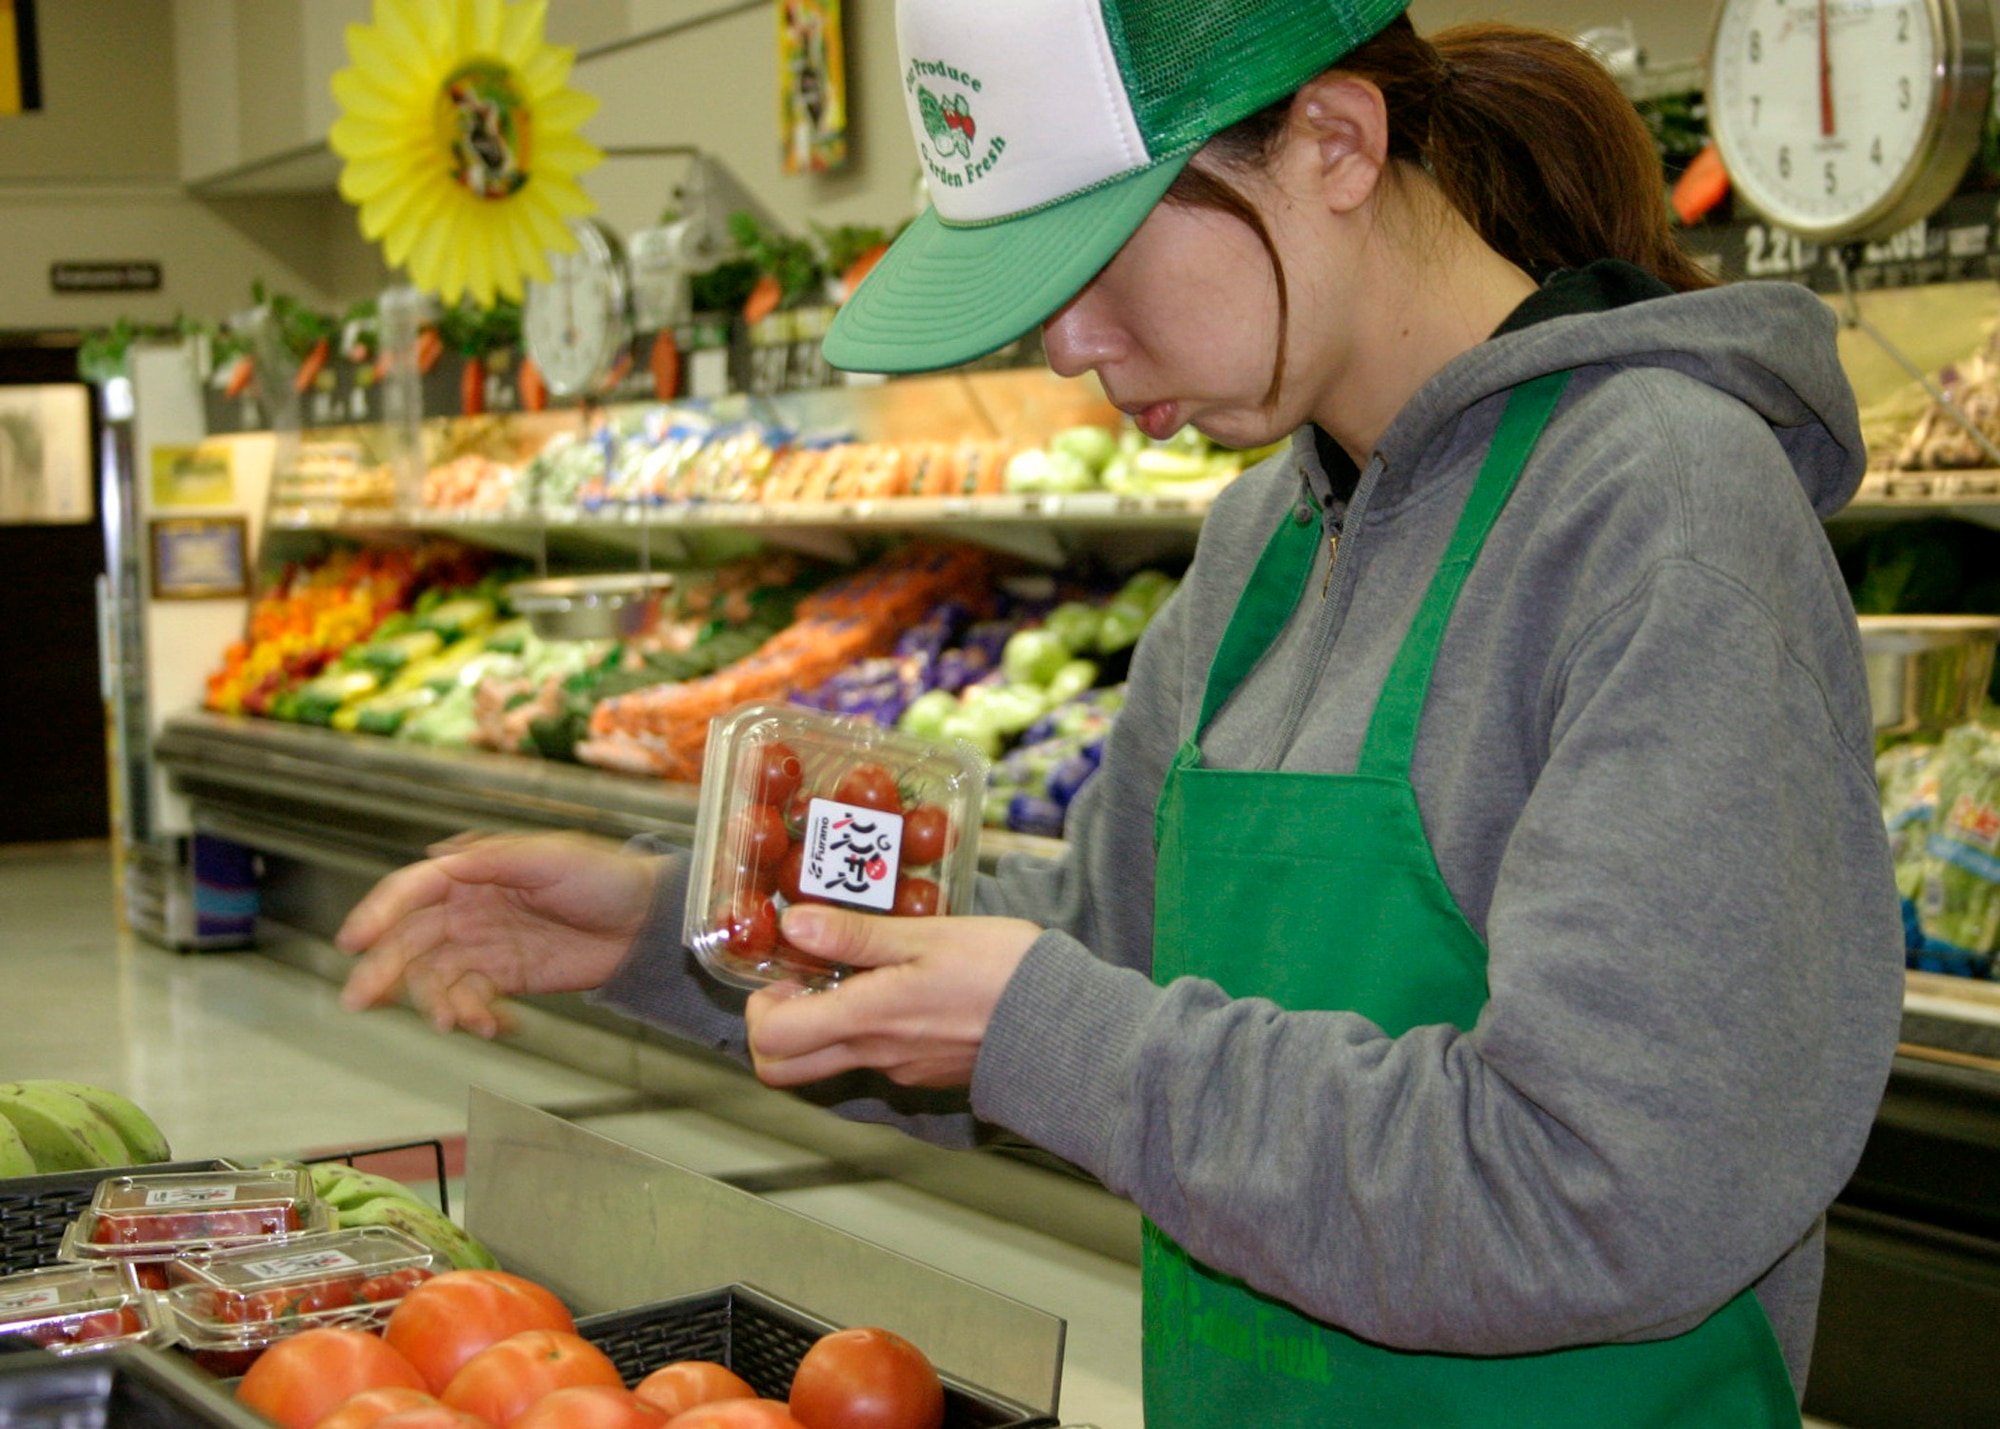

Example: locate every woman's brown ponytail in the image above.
[1399,19,1716,291]
[1177,13,1716,294]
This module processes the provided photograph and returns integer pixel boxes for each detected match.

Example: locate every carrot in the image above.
[461,356,486,415]
[518,357,547,412]
[293,337,330,393]
[415,327,444,374]
[225,355,256,400]
[1671,143,1731,227]
[604,349,634,390]
[742,273,784,326]
[650,330,681,400]
[837,243,889,303]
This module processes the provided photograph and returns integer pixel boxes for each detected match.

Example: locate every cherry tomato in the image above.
[133,1263,170,1290]
[729,804,792,874]
[65,1308,141,1343]
[358,1267,436,1304]
[313,1386,440,1429]
[727,849,782,899]
[222,1287,294,1324]
[235,1326,429,1429]
[659,1402,807,1429]
[440,1329,625,1427]
[718,893,780,959]
[512,1384,667,1429]
[742,741,804,808]
[890,878,941,918]
[776,844,807,904]
[788,1327,943,1429]
[899,805,952,867]
[782,787,814,841]
[384,1268,576,1394]
[634,1362,756,1418]
[833,763,902,816]
[295,1277,360,1315]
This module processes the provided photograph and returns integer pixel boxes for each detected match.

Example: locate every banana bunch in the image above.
[280,1160,499,1271]
[0,1080,172,1177]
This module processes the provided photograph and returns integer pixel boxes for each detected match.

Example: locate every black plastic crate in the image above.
[0,1161,233,1277]
[577,1284,1056,1429]
[0,1343,274,1429]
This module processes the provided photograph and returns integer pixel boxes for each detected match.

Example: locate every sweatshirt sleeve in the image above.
[972,553,1904,1356]
[589,838,987,1148]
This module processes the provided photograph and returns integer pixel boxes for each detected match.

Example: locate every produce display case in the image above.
[462,1089,1068,1422]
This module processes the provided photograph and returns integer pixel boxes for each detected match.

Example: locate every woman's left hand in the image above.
[744,904,1042,1090]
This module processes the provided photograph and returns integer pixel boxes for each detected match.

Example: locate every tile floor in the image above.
[0,842,1850,1428]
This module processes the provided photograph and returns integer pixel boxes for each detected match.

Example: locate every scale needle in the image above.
[1818,0,1835,137]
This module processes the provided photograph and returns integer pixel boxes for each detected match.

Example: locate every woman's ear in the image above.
[1292,73,1389,215]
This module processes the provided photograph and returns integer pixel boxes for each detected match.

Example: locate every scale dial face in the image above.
[1708,0,1993,242]
[523,218,634,398]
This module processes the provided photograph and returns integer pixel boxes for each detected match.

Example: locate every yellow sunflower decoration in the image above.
[329,0,602,307]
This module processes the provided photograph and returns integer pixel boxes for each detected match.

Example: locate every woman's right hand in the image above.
[335,830,663,1037]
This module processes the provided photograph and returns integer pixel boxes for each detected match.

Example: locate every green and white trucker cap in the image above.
[822,0,1410,373]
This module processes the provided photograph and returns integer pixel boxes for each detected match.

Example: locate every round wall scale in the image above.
[1707,0,1995,243]
[523,218,635,398]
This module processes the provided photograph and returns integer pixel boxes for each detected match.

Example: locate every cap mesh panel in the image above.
[1104,0,1408,154]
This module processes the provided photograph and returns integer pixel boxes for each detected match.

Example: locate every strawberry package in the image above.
[685,702,986,989]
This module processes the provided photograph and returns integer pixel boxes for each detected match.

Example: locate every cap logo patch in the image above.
[907,59,1006,191]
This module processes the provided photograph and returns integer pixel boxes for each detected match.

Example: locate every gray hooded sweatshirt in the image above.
[598,278,1905,1398]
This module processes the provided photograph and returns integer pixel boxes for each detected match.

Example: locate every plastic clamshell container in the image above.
[164,1227,436,1365]
[0,1263,163,1356]
[685,702,986,990]
[59,1167,327,1266]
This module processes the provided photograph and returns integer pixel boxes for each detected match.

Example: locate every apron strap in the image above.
[1357,369,1572,779]
[1194,501,1323,736]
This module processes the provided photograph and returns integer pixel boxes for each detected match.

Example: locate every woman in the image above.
[339,0,1904,1422]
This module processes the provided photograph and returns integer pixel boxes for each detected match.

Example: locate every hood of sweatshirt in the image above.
[1348,279,1864,521]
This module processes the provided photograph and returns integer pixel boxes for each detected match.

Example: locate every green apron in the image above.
[1143,371,1802,1427]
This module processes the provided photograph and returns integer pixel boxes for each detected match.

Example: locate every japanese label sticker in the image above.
[799,797,903,911]
[0,1287,62,1313]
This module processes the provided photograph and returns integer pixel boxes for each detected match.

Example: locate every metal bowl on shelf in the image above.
[505,572,675,640]
[1858,614,2000,740]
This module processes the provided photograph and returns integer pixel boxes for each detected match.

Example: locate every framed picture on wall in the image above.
[0,383,90,524]
[150,515,249,600]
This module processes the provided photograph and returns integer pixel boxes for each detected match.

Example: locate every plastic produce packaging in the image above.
[685,702,985,990]
[164,1226,436,1376]
[59,1167,330,1287]
[0,1263,163,1355]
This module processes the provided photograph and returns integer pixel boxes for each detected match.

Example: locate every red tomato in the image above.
[718,893,780,959]
[312,1386,439,1429]
[440,1330,624,1427]
[372,1408,497,1429]
[63,1308,141,1344]
[236,1327,429,1429]
[511,1385,665,1429]
[633,1362,756,1418]
[743,741,804,808]
[833,764,902,816]
[890,878,941,919]
[788,1328,943,1429]
[729,805,792,873]
[660,1402,806,1429]
[384,1269,577,1394]
[899,805,952,868]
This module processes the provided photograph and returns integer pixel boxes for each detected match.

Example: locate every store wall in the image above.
[0,1,366,333]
